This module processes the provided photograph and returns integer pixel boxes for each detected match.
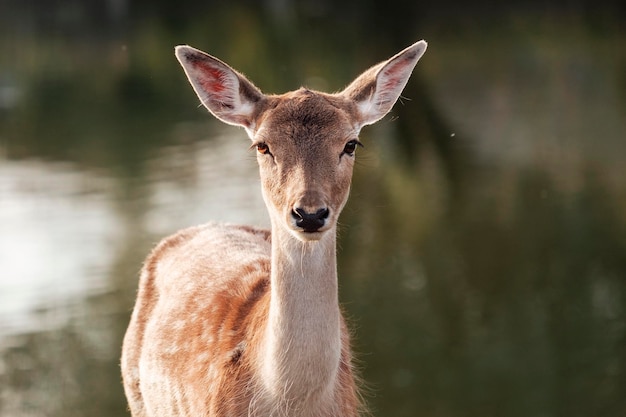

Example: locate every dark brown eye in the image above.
[342,139,362,156]
[256,142,270,155]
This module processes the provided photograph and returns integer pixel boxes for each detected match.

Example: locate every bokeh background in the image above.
[1,1,625,416]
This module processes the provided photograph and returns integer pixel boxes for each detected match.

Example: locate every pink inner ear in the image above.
[192,60,227,95]
[381,75,402,92]
[381,59,410,91]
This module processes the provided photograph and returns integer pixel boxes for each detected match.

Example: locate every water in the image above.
[1,3,625,417]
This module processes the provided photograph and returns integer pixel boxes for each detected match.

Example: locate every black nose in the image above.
[292,207,330,232]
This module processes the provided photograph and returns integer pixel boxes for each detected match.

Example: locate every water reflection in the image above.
[341,161,626,416]
[1,2,625,417]
[0,160,119,338]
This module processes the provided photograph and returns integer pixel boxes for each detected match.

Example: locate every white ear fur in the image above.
[175,45,264,130]
[342,40,427,127]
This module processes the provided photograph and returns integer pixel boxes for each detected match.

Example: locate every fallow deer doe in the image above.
[121,40,427,417]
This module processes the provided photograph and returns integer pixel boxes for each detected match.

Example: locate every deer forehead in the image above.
[255,89,360,151]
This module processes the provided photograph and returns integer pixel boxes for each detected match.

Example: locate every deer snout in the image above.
[291,207,330,233]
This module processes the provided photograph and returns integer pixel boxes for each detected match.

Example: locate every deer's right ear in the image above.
[175,45,264,130]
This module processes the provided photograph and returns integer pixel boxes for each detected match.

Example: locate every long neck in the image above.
[260,222,342,405]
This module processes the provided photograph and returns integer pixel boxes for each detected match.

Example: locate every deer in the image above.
[121,40,427,417]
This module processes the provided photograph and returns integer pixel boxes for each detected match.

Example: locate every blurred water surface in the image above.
[1,2,625,417]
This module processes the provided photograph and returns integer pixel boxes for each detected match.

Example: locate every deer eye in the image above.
[256,142,271,155]
[342,139,362,156]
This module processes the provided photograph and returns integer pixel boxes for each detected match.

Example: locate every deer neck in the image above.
[260,222,342,404]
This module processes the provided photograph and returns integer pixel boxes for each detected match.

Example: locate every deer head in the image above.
[175,41,427,241]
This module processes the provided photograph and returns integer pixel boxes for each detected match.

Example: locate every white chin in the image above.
[289,228,326,242]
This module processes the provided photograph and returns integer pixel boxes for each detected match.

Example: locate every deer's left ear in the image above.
[341,40,427,127]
